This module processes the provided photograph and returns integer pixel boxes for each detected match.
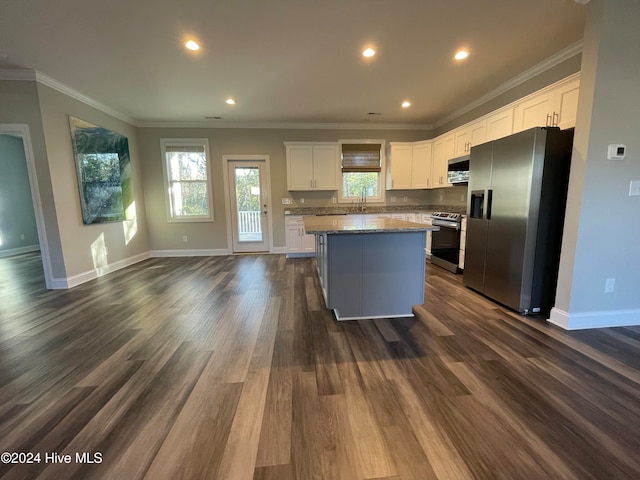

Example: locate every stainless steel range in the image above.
[430,212,461,273]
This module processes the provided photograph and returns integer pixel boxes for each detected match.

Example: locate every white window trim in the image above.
[160,138,214,223]
[337,139,387,204]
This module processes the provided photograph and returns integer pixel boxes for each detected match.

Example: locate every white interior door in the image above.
[228,160,270,253]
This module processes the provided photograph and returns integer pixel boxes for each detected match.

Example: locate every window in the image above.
[338,141,385,203]
[160,139,213,222]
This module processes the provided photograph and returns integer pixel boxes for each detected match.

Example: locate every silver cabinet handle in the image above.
[553,112,559,126]
[310,179,313,188]
[546,114,552,127]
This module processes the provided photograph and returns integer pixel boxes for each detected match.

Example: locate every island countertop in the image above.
[303,214,439,235]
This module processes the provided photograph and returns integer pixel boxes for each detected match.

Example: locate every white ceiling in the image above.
[0,0,587,127]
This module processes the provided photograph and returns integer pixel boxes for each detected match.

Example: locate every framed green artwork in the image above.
[69,117,133,224]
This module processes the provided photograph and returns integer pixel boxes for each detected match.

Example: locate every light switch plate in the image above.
[629,180,640,196]
[607,144,626,160]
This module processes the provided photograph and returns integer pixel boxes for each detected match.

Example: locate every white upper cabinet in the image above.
[386,143,413,189]
[513,75,580,133]
[431,134,454,188]
[286,142,339,191]
[554,77,580,129]
[453,119,487,157]
[411,142,432,189]
[313,144,340,190]
[386,142,432,190]
[485,107,514,142]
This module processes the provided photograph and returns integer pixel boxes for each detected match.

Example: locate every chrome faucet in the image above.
[360,187,367,212]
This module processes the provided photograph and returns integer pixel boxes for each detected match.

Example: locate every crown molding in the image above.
[34,72,136,125]
[435,40,584,128]
[135,120,433,130]
[0,68,136,125]
[0,69,37,81]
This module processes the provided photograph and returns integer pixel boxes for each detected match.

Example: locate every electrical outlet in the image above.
[403,196,408,202]
[182,235,188,242]
[629,180,640,196]
[332,197,337,203]
[390,196,396,203]
[605,278,615,293]
[20,234,25,240]
[300,198,304,204]
[460,194,465,202]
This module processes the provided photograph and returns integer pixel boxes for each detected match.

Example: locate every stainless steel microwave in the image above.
[448,155,470,184]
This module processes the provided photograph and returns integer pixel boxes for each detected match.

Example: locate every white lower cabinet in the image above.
[459,215,467,270]
[421,213,433,259]
[285,216,315,257]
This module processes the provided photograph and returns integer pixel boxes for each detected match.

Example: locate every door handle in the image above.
[486,189,493,220]
[552,112,559,126]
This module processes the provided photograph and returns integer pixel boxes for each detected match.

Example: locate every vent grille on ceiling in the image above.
[341,143,382,172]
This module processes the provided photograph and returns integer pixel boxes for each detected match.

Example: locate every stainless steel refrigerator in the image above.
[463,127,573,314]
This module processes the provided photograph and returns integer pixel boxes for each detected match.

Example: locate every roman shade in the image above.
[341,144,382,172]
[164,144,205,154]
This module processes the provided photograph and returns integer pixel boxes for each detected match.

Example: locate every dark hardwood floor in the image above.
[1,252,639,479]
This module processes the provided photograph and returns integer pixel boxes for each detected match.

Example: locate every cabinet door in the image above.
[469,120,487,149]
[287,145,314,190]
[388,145,413,189]
[301,229,316,252]
[513,90,555,133]
[554,78,580,129]
[432,135,454,187]
[454,128,470,157]
[285,226,302,252]
[313,144,339,190]
[486,108,514,141]
[411,143,432,189]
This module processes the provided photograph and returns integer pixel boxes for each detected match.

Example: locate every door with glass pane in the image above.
[228,160,269,252]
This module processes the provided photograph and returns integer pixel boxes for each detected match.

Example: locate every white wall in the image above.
[551,0,640,329]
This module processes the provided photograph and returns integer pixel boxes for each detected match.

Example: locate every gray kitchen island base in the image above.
[318,231,427,321]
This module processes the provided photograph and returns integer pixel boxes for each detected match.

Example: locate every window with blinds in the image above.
[340,143,384,201]
[160,139,214,222]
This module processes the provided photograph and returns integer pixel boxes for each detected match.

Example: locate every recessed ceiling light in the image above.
[362,48,376,58]
[402,101,411,108]
[454,50,469,60]
[185,40,200,51]
[225,98,236,105]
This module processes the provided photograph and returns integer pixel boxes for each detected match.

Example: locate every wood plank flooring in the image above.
[0,252,639,479]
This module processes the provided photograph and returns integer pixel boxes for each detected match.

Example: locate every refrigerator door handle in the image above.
[486,189,493,220]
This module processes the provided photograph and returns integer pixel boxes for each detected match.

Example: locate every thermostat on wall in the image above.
[607,144,626,160]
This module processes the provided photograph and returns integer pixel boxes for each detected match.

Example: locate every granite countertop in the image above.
[303,214,439,235]
[284,204,466,215]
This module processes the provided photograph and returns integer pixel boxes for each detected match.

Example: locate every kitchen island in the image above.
[303,215,438,320]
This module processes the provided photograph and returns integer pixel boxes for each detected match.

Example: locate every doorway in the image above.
[224,157,272,253]
[0,124,53,288]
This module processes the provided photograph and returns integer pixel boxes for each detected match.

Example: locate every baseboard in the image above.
[548,307,640,330]
[0,244,40,258]
[150,248,231,257]
[271,247,286,254]
[52,251,151,289]
[285,252,316,258]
